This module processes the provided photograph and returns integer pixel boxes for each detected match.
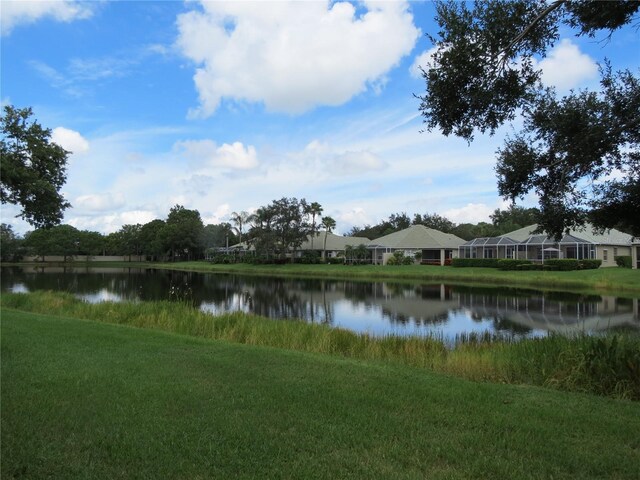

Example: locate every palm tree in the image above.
[307,202,323,249]
[321,216,336,261]
[230,211,250,246]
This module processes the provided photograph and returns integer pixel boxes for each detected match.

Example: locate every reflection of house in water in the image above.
[455,291,639,333]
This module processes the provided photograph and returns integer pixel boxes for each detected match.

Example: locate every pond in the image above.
[2,266,638,342]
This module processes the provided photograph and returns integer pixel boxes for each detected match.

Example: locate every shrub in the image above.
[386,256,399,266]
[402,256,414,265]
[325,257,344,265]
[297,251,321,264]
[451,258,501,268]
[614,255,632,268]
[544,259,580,271]
[579,259,602,270]
[516,263,544,271]
[497,259,532,270]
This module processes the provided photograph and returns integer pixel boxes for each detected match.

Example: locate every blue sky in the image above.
[1,0,637,235]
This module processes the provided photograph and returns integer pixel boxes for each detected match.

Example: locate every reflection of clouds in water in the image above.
[78,289,127,303]
[2,266,638,341]
[10,283,29,293]
[200,292,252,316]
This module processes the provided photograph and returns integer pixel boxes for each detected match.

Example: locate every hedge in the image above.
[497,259,532,270]
[580,259,602,270]
[544,259,580,271]
[451,258,501,268]
[615,255,632,268]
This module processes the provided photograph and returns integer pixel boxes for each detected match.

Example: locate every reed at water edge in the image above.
[2,291,638,400]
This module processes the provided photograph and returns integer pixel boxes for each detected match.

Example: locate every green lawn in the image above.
[153,261,640,294]
[2,309,640,479]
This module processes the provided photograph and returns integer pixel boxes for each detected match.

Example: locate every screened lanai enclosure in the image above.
[459,234,597,262]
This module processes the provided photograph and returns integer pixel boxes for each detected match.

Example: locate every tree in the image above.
[230,211,251,245]
[165,205,204,261]
[1,105,71,228]
[113,224,142,261]
[270,197,313,262]
[490,205,540,235]
[321,216,336,260]
[413,212,455,233]
[306,201,323,249]
[139,219,167,261]
[417,0,640,238]
[201,223,237,251]
[0,224,25,261]
[24,225,80,261]
[77,230,105,256]
[248,205,278,259]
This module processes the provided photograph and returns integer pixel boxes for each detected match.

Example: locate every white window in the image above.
[603,249,608,261]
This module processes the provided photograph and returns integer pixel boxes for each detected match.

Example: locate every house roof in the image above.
[299,232,370,251]
[502,224,633,245]
[369,225,465,249]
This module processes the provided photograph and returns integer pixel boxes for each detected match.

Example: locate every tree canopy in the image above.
[1,105,71,228]
[417,0,640,238]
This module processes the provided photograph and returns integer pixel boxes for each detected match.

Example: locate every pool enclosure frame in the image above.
[459,234,597,263]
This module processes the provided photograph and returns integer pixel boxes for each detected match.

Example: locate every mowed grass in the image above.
[2,309,640,480]
[152,261,640,294]
[3,292,640,401]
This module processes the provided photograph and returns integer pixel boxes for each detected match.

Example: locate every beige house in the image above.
[298,232,370,259]
[368,225,465,265]
[460,223,634,267]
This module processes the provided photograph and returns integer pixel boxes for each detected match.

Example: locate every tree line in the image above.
[347,205,540,241]
[1,201,541,262]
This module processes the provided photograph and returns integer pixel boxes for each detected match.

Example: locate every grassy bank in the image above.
[3,291,638,400]
[3,309,640,479]
[152,261,640,294]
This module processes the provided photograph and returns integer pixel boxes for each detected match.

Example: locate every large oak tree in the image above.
[1,106,71,228]
[417,0,639,238]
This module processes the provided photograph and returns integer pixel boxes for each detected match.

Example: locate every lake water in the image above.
[2,266,638,341]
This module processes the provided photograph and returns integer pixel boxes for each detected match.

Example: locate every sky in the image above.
[1,0,638,235]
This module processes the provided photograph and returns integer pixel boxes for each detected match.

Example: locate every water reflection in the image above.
[2,266,638,340]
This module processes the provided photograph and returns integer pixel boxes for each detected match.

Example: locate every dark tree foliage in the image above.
[165,205,204,261]
[0,223,25,261]
[413,212,456,233]
[489,205,540,234]
[417,0,640,238]
[1,106,71,228]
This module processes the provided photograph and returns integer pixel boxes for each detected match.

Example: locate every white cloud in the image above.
[51,127,90,154]
[175,139,258,170]
[68,210,159,234]
[176,0,420,116]
[409,46,438,79]
[537,39,598,91]
[443,203,494,224]
[74,192,125,213]
[337,207,374,232]
[203,203,232,225]
[1,0,94,35]
[332,150,385,175]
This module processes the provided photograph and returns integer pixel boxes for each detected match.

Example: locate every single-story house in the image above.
[367,225,466,265]
[459,223,634,267]
[298,232,370,259]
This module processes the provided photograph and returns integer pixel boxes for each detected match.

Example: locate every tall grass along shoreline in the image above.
[3,291,638,400]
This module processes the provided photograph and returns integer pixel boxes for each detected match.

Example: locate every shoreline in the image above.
[3,260,640,296]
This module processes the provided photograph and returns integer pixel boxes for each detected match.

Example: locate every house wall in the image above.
[597,245,631,267]
[633,245,639,269]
